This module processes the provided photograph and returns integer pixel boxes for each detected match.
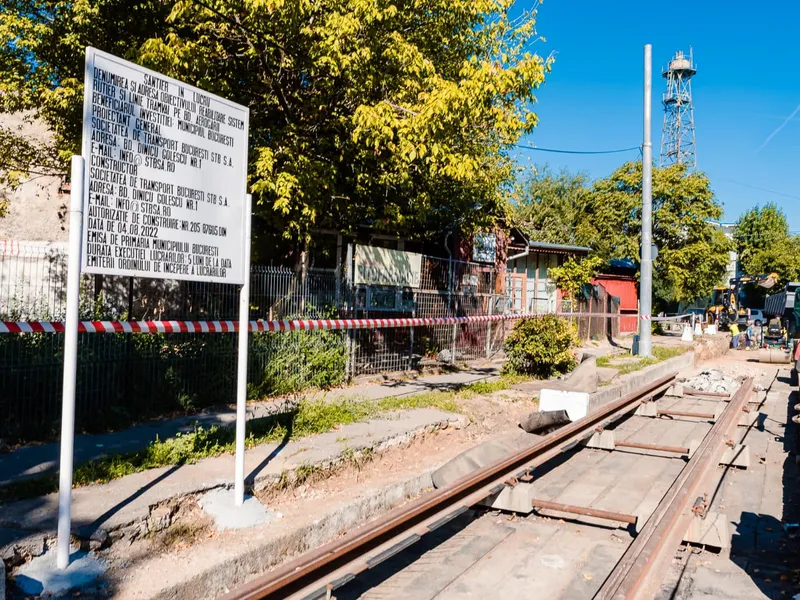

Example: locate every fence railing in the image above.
[0,243,619,443]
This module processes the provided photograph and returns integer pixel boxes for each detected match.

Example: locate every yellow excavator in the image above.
[707,272,779,330]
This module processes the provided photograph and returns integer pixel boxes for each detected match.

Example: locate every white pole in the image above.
[57,155,85,569]
[639,44,654,357]
[234,193,253,506]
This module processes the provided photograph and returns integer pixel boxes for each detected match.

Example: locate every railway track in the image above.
[222,372,756,600]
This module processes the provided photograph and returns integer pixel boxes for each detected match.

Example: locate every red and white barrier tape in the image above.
[0,311,665,334]
[651,313,692,322]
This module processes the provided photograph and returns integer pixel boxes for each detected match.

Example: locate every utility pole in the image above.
[639,44,653,357]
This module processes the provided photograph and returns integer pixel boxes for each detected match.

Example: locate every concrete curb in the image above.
[151,473,441,600]
[0,412,466,573]
[588,352,695,412]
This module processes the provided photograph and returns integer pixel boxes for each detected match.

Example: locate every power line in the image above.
[515,143,642,155]
[721,179,800,202]
[728,231,800,239]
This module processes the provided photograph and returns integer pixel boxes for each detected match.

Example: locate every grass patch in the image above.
[652,345,690,361]
[595,355,611,368]
[375,375,528,412]
[0,375,528,504]
[0,476,56,505]
[377,391,460,413]
[614,357,659,375]
[596,344,689,378]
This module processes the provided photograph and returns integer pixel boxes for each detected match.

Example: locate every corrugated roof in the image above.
[527,241,592,253]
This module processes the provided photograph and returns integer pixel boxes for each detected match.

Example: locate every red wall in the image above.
[592,275,638,333]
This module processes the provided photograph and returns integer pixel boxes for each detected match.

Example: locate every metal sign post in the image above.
[234,194,253,506]
[639,44,654,357]
[56,46,250,569]
[56,156,86,570]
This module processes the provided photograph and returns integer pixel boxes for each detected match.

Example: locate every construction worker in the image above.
[730,321,740,349]
[745,321,754,350]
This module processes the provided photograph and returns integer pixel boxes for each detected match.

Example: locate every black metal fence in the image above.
[1,242,622,442]
[0,244,506,442]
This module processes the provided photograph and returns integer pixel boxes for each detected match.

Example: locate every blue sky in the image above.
[514,0,800,230]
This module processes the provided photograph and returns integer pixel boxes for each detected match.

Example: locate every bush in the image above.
[252,329,347,397]
[502,315,579,378]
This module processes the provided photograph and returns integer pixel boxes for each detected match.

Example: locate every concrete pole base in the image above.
[683,511,731,550]
[584,430,616,450]
[198,488,281,531]
[635,401,659,417]
[14,549,106,597]
[478,482,536,514]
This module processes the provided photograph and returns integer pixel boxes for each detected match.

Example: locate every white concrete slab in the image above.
[539,389,590,421]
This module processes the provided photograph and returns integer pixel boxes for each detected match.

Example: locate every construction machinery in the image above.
[758,283,800,366]
[707,273,779,330]
[764,282,800,322]
[796,303,800,374]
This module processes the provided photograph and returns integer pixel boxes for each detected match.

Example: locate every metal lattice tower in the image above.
[660,49,697,169]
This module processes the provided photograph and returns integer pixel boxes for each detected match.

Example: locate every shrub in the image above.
[502,315,579,378]
[253,329,347,397]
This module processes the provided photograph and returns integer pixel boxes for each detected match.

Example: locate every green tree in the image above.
[2,0,551,249]
[511,165,587,244]
[549,255,604,301]
[0,0,175,172]
[576,161,731,304]
[734,203,800,281]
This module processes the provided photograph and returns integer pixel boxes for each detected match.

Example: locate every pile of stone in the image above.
[680,370,739,395]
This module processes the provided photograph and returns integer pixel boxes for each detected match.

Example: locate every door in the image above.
[506,274,526,314]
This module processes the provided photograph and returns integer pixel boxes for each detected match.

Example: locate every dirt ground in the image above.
[88,389,538,599]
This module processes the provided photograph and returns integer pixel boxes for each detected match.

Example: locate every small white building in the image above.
[505,231,591,314]
[712,221,738,283]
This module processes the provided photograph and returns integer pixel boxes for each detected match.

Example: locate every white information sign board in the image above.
[354,245,422,288]
[81,47,249,284]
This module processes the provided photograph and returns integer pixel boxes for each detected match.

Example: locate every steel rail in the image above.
[531,498,638,525]
[615,440,689,455]
[222,373,677,600]
[595,377,753,600]
[658,409,716,420]
[682,388,730,398]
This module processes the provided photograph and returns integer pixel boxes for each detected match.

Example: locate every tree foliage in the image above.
[734,203,800,282]
[1,0,175,212]
[513,161,731,304]
[1,0,551,245]
[0,1,175,159]
[575,162,731,304]
[511,165,587,244]
[549,255,604,301]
